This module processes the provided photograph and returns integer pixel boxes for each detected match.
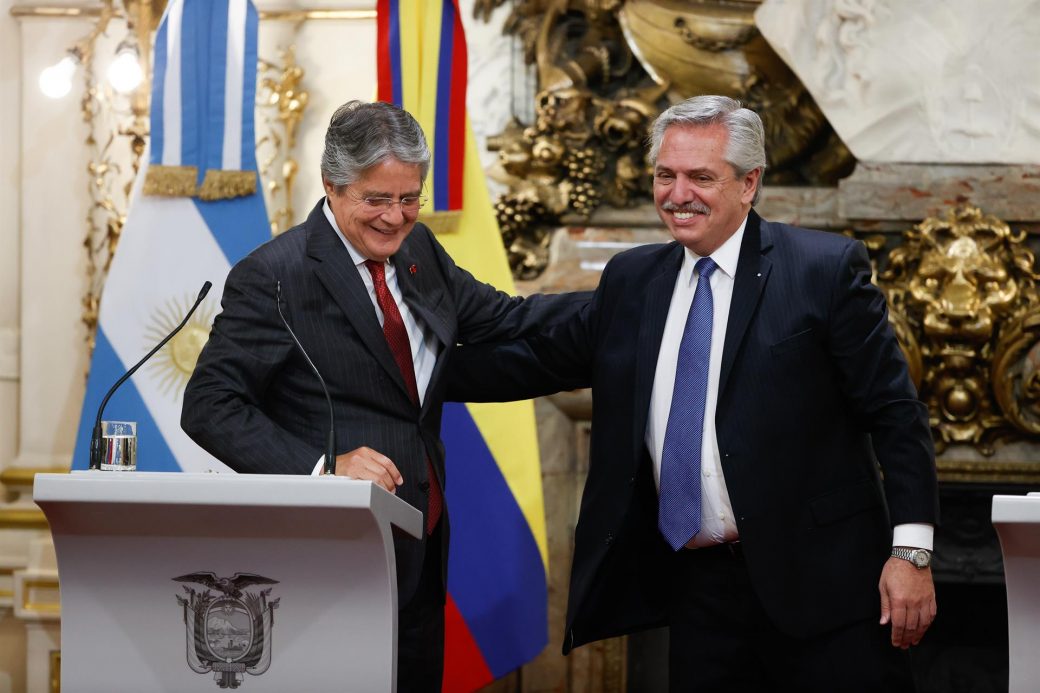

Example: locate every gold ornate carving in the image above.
[77,1,138,350]
[488,81,667,277]
[880,206,1040,455]
[479,0,854,279]
[257,45,309,235]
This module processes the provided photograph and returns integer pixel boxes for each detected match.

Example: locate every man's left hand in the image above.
[879,556,936,648]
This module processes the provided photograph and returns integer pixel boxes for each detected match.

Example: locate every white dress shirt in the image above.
[313,200,440,473]
[645,215,932,551]
[646,219,745,547]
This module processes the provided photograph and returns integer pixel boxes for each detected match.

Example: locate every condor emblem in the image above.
[174,572,280,689]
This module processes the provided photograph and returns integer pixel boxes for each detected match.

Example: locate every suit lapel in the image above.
[394,241,451,347]
[306,203,413,401]
[719,210,773,398]
[393,237,452,416]
[632,243,684,460]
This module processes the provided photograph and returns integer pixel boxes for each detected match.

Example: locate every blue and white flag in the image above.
[72,0,268,472]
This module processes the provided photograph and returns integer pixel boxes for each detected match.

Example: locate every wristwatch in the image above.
[891,546,932,569]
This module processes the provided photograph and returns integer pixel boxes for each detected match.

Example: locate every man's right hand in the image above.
[333,447,403,493]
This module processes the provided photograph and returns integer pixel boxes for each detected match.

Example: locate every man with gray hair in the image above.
[182,100,585,691]
[448,95,939,690]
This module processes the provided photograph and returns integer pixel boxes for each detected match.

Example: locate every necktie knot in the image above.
[695,257,717,280]
[364,259,386,283]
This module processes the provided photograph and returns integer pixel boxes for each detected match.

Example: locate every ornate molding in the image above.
[14,574,61,619]
[257,45,309,236]
[880,205,1040,456]
[0,509,50,531]
[482,0,854,279]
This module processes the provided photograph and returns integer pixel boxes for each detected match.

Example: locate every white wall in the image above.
[0,0,22,470]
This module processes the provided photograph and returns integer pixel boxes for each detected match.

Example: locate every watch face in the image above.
[912,551,929,568]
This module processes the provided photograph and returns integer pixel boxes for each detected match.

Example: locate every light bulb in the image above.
[39,56,77,99]
[107,49,143,94]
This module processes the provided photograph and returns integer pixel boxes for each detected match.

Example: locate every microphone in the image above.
[275,281,337,476]
[89,281,213,470]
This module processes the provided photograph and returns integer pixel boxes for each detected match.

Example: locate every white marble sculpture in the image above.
[755,0,1040,164]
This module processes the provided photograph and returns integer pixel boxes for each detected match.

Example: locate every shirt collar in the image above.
[323,196,371,268]
[682,214,747,281]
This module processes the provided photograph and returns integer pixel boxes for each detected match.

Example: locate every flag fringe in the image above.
[143,167,257,200]
[198,170,257,200]
[144,165,199,197]
[418,209,462,234]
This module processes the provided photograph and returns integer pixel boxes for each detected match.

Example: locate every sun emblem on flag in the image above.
[145,293,216,398]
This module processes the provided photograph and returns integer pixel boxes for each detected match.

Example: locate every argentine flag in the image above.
[72,0,268,472]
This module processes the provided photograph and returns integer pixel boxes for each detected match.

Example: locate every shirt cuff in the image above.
[312,456,325,476]
[893,523,934,551]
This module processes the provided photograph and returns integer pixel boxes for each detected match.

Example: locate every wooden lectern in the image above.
[34,471,422,692]
[992,492,1040,693]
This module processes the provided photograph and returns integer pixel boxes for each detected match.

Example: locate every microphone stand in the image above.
[89,281,212,470]
[275,281,337,475]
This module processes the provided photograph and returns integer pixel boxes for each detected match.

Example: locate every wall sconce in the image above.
[38,52,79,99]
[106,39,144,94]
[36,0,147,99]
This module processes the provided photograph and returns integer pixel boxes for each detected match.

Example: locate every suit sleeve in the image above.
[828,240,939,526]
[444,253,622,403]
[181,253,321,473]
[422,227,592,343]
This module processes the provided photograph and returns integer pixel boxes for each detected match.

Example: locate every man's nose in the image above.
[671,176,699,202]
[380,203,406,224]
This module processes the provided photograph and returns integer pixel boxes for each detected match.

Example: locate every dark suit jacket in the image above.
[182,199,586,605]
[448,210,939,652]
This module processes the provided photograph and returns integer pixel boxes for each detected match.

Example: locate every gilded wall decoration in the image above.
[78,2,147,351]
[880,206,1040,455]
[476,0,855,278]
[257,45,309,236]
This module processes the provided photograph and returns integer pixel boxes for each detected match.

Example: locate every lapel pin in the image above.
[757,272,762,277]
[409,264,418,275]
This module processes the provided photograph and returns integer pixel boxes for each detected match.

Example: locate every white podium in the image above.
[992,492,1040,693]
[34,471,422,692]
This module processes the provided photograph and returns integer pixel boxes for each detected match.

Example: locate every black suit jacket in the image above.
[182,199,586,604]
[448,210,939,651]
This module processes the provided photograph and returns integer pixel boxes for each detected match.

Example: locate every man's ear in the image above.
[741,167,762,205]
[322,177,336,196]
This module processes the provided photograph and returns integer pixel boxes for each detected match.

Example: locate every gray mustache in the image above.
[661,201,710,214]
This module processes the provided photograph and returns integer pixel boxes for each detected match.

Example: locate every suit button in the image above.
[628,476,635,485]
[605,532,614,546]
[418,480,430,491]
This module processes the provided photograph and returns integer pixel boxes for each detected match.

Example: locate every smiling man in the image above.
[181,100,585,692]
[447,95,940,691]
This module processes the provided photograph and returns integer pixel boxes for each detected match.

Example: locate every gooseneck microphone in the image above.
[89,281,213,470]
[275,281,337,476]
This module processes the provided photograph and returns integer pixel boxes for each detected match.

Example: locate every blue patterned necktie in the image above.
[659,257,718,551]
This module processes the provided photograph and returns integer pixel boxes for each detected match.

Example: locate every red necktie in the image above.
[365,260,442,534]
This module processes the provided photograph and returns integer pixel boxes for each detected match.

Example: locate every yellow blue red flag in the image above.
[377,0,549,688]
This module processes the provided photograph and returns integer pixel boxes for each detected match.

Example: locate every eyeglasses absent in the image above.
[353,193,429,211]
